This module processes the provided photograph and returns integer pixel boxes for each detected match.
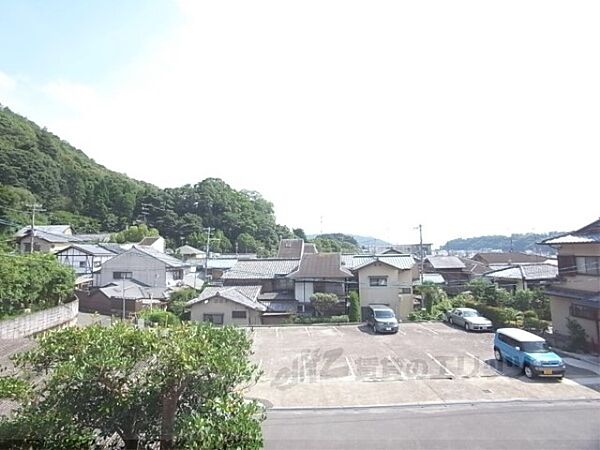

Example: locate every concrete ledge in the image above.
[0,299,78,339]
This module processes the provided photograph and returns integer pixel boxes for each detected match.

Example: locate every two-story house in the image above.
[346,254,417,320]
[15,225,79,253]
[540,219,600,353]
[56,244,123,276]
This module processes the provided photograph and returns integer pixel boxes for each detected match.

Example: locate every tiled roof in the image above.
[15,225,72,238]
[351,254,416,271]
[545,286,600,308]
[459,258,490,275]
[257,291,296,301]
[139,236,162,246]
[259,299,298,312]
[540,219,600,245]
[99,280,168,300]
[484,263,558,281]
[99,243,127,255]
[221,259,299,280]
[474,252,548,265]
[57,244,117,256]
[277,239,304,259]
[303,243,318,254]
[187,285,266,311]
[133,246,188,268]
[177,245,205,255]
[72,233,111,243]
[426,256,466,270]
[288,253,353,279]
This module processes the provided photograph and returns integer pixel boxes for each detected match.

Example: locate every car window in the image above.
[521,341,551,353]
[463,311,480,317]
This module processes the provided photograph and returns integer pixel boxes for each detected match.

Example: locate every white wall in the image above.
[0,300,78,339]
[295,281,314,303]
[189,297,261,325]
[358,262,414,319]
[95,249,166,287]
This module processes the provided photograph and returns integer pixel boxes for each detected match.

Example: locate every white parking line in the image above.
[396,328,406,335]
[333,327,343,336]
[465,352,502,376]
[275,328,279,338]
[344,356,356,378]
[386,355,405,377]
[427,353,455,378]
[304,327,311,337]
[418,324,439,335]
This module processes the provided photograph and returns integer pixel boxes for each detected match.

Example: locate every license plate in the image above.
[385,327,391,331]
[543,369,552,375]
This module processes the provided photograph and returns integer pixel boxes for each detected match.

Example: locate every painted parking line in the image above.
[426,353,455,378]
[396,328,406,336]
[344,356,356,378]
[333,327,343,336]
[275,328,279,338]
[418,324,439,335]
[465,352,503,376]
[386,355,406,378]
[304,327,312,337]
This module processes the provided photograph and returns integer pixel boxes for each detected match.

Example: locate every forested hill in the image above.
[441,232,562,254]
[0,105,295,254]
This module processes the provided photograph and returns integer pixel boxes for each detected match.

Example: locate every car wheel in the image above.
[524,365,535,379]
[494,348,502,362]
[464,322,469,331]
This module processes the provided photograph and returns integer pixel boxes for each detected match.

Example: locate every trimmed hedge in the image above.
[290,315,350,325]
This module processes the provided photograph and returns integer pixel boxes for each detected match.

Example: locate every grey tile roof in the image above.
[187,285,266,311]
[99,280,168,300]
[277,239,304,259]
[197,258,239,270]
[303,243,318,254]
[257,291,296,301]
[57,244,117,256]
[15,225,72,238]
[484,263,558,281]
[459,258,490,275]
[288,253,353,279]
[177,245,205,256]
[139,236,162,246]
[426,256,466,270]
[474,252,548,265]
[72,233,111,243]
[545,286,600,308]
[350,254,416,271]
[133,246,188,268]
[259,299,298,312]
[541,219,600,245]
[221,259,299,280]
[99,243,127,254]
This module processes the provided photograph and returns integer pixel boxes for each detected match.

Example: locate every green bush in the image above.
[139,309,180,327]
[348,291,361,322]
[291,315,349,324]
[566,318,588,353]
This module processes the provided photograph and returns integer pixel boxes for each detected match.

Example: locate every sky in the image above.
[0,0,598,246]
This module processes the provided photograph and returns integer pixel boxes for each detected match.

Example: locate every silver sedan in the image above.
[445,308,493,331]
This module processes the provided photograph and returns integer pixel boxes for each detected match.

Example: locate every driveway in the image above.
[247,322,600,408]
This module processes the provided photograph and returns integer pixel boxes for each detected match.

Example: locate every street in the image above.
[263,399,600,450]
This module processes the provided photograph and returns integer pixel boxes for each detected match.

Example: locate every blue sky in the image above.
[0,1,598,245]
[0,0,180,86]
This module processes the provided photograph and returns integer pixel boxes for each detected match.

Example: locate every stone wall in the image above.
[0,299,78,339]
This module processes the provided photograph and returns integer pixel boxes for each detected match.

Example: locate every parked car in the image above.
[366,304,399,334]
[445,308,493,331]
[494,328,565,379]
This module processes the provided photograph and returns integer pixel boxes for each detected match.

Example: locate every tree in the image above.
[416,283,448,314]
[310,293,338,316]
[0,323,264,449]
[111,223,159,243]
[293,228,307,241]
[348,291,361,322]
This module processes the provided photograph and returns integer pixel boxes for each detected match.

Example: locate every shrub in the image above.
[348,291,361,322]
[566,318,588,353]
[310,293,338,316]
[291,315,349,324]
[139,309,180,327]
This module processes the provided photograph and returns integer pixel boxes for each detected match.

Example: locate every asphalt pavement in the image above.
[263,399,600,450]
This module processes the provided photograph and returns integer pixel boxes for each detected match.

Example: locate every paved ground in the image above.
[263,399,600,450]
[76,312,114,327]
[247,323,600,407]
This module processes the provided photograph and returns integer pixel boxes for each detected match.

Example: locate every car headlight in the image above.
[532,360,542,367]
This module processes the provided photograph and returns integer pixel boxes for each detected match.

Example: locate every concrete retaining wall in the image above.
[0,299,79,339]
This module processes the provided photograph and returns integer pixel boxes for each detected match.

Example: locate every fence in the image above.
[0,299,79,339]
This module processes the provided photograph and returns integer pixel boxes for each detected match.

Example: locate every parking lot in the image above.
[248,322,600,408]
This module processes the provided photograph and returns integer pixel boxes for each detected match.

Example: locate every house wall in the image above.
[189,297,261,326]
[95,249,166,287]
[20,237,71,254]
[294,280,346,303]
[77,289,153,317]
[357,263,414,320]
[556,243,600,292]
[57,249,114,275]
[549,295,599,347]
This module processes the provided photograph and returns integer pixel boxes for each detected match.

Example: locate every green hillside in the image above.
[0,106,293,254]
[441,232,561,254]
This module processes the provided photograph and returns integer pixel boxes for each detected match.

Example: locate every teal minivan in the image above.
[494,328,566,379]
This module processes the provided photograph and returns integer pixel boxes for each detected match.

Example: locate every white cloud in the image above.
[4,0,600,245]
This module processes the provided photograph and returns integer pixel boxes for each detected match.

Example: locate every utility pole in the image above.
[204,227,212,281]
[418,224,424,284]
[26,203,45,253]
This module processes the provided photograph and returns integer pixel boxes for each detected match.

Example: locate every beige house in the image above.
[15,225,77,253]
[186,285,266,326]
[541,219,600,353]
[351,254,417,320]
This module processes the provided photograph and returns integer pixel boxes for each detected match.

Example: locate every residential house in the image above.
[15,225,78,253]
[287,253,353,312]
[221,258,299,292]
[423,256,470,293]
[94,246,189,289]
[540,219,600,353]
[176,245,206,262]
[56,244,120,276]
[277,238,305,259]
[387,243,433,257]
[345,254,416,320]
[484,263,558,293]
[186,285,265,326]
[472,252,550,270]
[77,279,166,317]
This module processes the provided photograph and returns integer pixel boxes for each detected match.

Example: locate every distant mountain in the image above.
[306,234,391,249]
[441,232,563,254]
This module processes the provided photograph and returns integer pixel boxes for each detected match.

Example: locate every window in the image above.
[576,256,600,276]
[203,313,224,325]
[570,304,598,321]
[113,271,133,279]
[171,270,183,280]
[79,261,86,268]
[369,276,388,287]
[232,310,247,319]
[399,287,412,294]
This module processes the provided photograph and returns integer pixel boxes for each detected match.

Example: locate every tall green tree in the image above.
[0,323,264,449]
